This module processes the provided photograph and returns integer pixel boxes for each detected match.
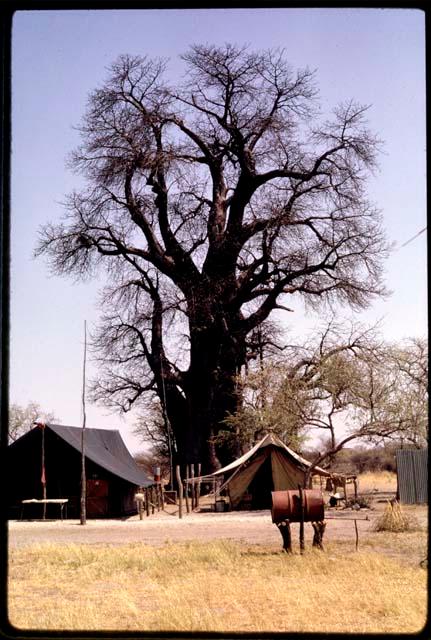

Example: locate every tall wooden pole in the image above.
[80,321,87,525]
[41,424,47,519]
[160,359,174,490]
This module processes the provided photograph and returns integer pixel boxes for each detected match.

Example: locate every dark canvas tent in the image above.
[211,433,343,509]
[7,423,152,519]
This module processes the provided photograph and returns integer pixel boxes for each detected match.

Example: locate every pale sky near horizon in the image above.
[10,8,427,454]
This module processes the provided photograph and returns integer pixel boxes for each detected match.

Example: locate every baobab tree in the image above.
[36,44,388,472]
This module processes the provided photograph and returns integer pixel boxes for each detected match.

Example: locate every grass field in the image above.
[8,535,427,634]
[356,470,397,493]
[7,472,427,634]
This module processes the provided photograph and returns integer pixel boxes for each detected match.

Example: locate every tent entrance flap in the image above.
[248,455,274,509]
[228,451,267,508]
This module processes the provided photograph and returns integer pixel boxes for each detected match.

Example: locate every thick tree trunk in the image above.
[160,365,220,477]
[158,276,246,474]
[170,316,244,474]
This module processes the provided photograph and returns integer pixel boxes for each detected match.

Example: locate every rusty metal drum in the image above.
[271,489,324,523]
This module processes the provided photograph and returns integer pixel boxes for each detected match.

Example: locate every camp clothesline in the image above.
[182,471,350,484]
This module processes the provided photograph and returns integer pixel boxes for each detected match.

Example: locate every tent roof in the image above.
[44,424,153,487]
[212,433,334,479]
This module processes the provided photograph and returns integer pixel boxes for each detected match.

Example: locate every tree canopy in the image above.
[36,44,389,472]
[9,401,57,444]
[226,323,428,473]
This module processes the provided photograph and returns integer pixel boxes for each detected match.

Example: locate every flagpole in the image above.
[80,320,87,525]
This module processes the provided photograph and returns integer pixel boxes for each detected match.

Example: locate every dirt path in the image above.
[9,503,405,549]
[8,501,428,570]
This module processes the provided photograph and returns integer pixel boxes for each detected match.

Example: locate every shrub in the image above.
[346,495,372,509]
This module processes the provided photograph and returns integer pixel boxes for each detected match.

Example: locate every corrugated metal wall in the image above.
[395,449,428,504]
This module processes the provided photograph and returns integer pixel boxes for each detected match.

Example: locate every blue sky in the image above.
[10,8,427,453]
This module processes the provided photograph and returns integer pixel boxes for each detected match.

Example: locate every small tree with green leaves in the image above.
[222,321,427,472]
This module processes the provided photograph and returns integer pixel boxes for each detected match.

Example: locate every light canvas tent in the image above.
[211,433,343,509]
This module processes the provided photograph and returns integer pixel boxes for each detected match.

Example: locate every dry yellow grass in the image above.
[8,539,427,634]
[357,470,397,493]
[374,500,418,533]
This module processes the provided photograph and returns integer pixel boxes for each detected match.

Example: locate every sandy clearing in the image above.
[8,505,381,549]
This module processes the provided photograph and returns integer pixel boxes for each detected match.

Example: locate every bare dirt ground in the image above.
[8,495,428,560]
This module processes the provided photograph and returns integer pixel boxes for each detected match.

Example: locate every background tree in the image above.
[9,402,57,443]
[214,363,312,457]
[36,45,388,473]
[133,399,175,485]
[228,322,427,474]
[359,337,428,449]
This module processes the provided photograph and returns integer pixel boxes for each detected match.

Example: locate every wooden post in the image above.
[276,520,292,553]
[312,521,326,550]
[176,465,183,519]
[138,496,143,520]
[191,464,196,510]
[353,477,358,502]
[298,485,305,554]
[185,465,190,513]
[145,488,150,517]
[343,479,348,504]
[151,486,155,514]
[159,484,163,510]
[354,519,359,551]
[196,463,201,508]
